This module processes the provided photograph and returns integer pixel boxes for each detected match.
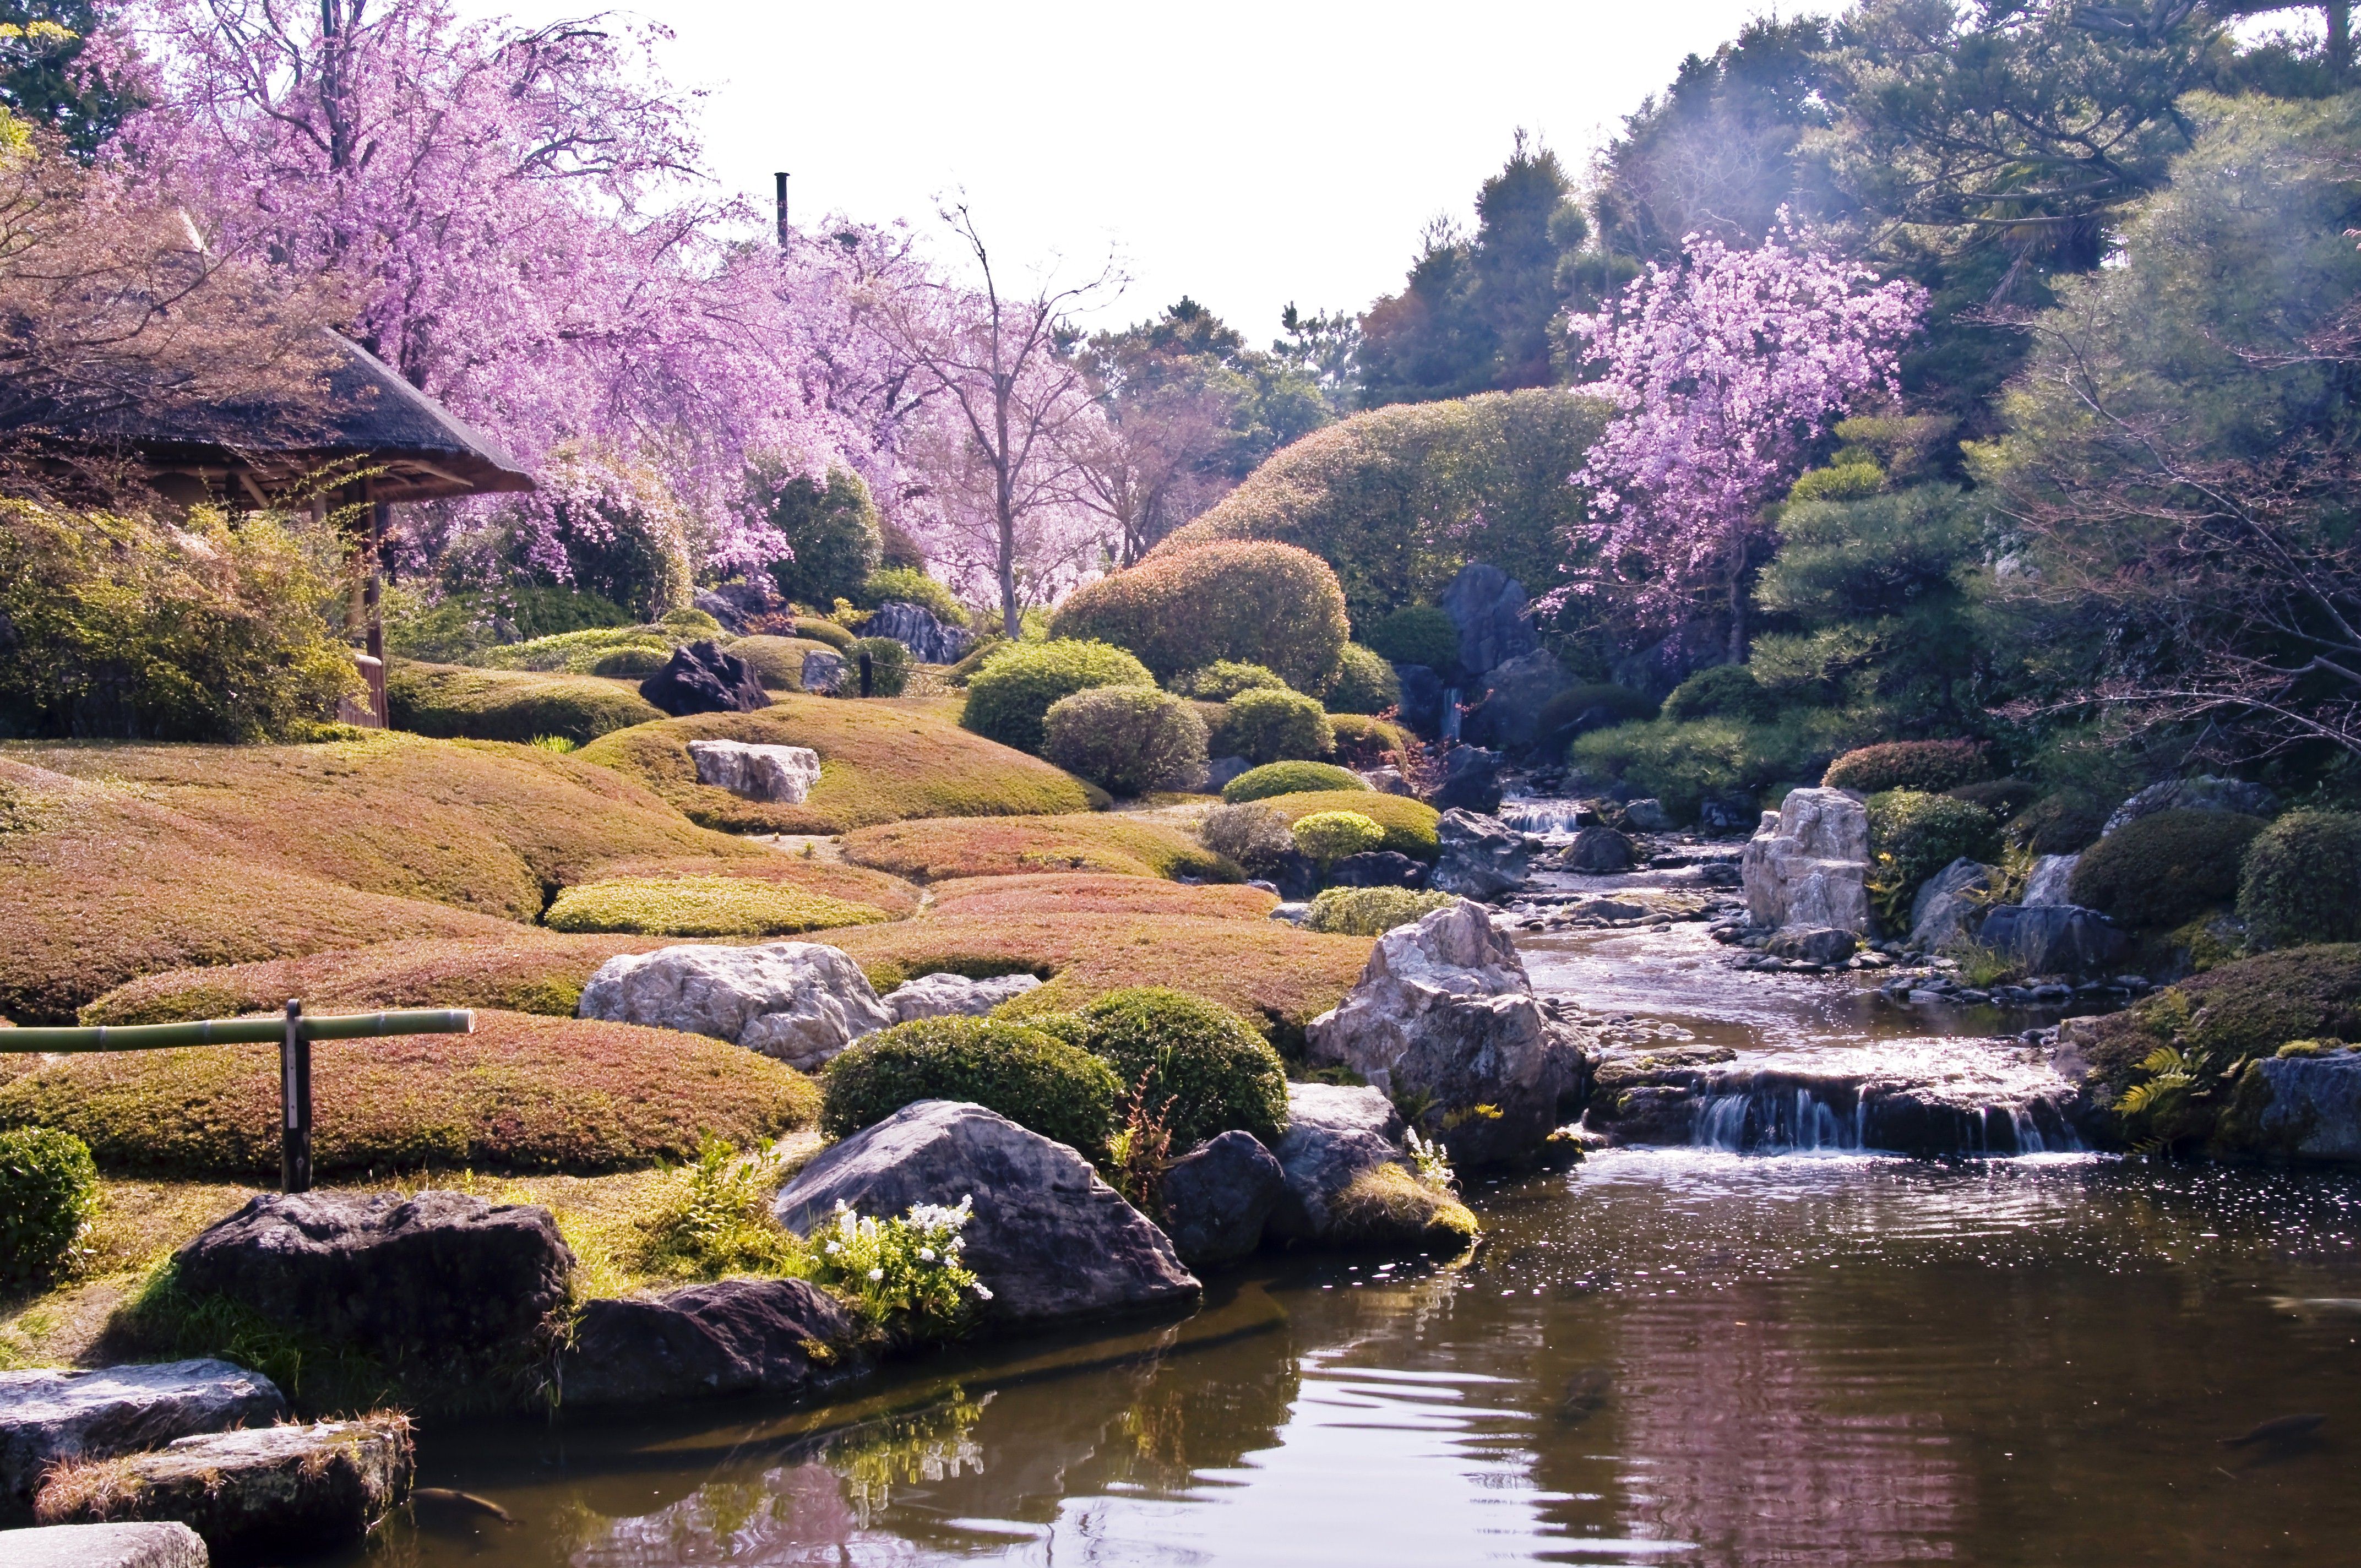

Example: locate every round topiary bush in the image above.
[846,636,911,696]
[1293,810,1385,867]
[960,639,1156,755]
[1215,688,1334,766]
[0,1125,99,1286]
[795,617,856,651]
[1048,541,1350,691]
[1303,886,1456,936]
[1074,987,1289,1152]
[1222,760,1368,804]
[820,1016,1119,1155]
[1662,665,1776,723]
[2068,808,2266,929]
[1824,739,1989,795]
[2010,793,2109,856]
[1198,802,1295,873]
[1329,714,1407,767]
[2239,810,2361,949]
[1042,687,1210,797]
[588,645,670,678]
[1362,606,1461,672]
[1865,790,2001,923]
[1177,661,1290,700]
[1324,645,1401,716]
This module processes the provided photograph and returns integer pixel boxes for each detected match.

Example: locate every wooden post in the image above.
[775,171,790,247]
[858,649,874,698]
[280,998,313,1194]
[365,499,389,726]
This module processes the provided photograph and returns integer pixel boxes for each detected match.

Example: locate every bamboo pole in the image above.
[0,1009,475,1053]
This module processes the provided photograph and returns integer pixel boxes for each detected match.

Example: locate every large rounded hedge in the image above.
[959,639,1155,755]
[1042,686,1209,797]
[2069,808,2266,928]
[2238,809,2361,948]
[1213,688,1334,766]
[1825,739,1989,796]
[1049,541,1350,692]
[1221,760,1367,804]
[1072,988,1288,1152]
[820,1016,1119,1155]
[1324,644,1401,715]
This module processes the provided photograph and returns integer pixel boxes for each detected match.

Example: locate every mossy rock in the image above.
[387,660,665,744]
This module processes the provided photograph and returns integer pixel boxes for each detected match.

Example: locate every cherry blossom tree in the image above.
[1565,225,1924,662]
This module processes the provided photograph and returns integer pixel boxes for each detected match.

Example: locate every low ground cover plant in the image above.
[1221,761,1367,803]
[2237,810,2361,948]
[1212,688,1334,765]
[1042,687,1209,797]
[1302,886,1455,935]
[2069,808,2265,929]
[470,624,679,675]
[925,873,1275,922]
[543,874,893,938]
[960,639,1155,755]
[839,813,1233,881]
[806,1196,989,1340]
[386,661,666,744]
[822,1016,1119,1155]
[1049,541,1350,692]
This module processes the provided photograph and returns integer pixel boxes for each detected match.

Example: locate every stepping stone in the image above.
[0,1362,284,1524]
[0,1522,208,1567]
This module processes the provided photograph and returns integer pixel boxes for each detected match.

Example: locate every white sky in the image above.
[531,1,1809,337]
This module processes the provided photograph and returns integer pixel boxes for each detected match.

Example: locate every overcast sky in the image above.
[496,3,1815,333]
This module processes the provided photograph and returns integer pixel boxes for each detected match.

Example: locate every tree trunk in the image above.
[2333,0,2353,84]
[1726,519,1749,666]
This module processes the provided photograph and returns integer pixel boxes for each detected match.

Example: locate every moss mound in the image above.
[822,1016,1119,1154]
[1260,791,1441,861]
[1302,887,1456,935]
[385,661,665,744]
[926,874,1277,922]
[544,875,893,938]
[0,1010,818,1178]
[1069,987,1289,1151]
[839,813,1235,881]
[1326,1164,1479,1249]
[1222,761,1367,803]
[1050,542,1350,692]
[1824,739,1988,794]
[726,635,839,690]
[2238,809,2361,949]
[2068,808,2266,928]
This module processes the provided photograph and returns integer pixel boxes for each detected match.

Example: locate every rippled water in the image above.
[351,928,2361,1568]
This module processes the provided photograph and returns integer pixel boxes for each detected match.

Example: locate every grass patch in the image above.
[1258,791,1440,861]
[927,873,1277,921]
[545,875,894,938]
[840,813,1237,881]
[385,660,664,743]
[576,696,1098,835]
[1326,1164,1479,1249]
[587,854,923,918]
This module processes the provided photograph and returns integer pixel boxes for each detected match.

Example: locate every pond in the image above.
[351,924,2361,1568]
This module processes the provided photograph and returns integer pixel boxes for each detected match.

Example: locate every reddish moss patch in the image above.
[840,813,1235,882]
[927,873,1276,921]
[590,854,922,918]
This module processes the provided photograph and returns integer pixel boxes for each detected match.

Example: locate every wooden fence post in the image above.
[858,650,874,698]
[281,998,313,1194]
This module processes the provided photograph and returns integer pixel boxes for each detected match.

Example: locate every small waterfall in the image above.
[1440,687,1463,743]
[1629,1068,2083,1158]
[1690,1084,1865,1153]
[1501,801,1590,836]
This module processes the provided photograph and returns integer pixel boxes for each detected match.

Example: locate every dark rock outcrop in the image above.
[1264,1083,1472,1248]
[1908,858,1992,951]
[1978,903,2129,977]
[693,580,781,635]
[1428,746,1503,814]
[864,602,973,665]
[1,1362,284,1523]
[1466,649,1570,753]
[559,1278,868,1408]
[1430,808,1530,899]
[1391,663,1446,736]
[1157,1131,1286,1266]
[1438,563,1537,678]
[2103,775,2280,837]
[1563,825,1636,873]
[1765,925,1859,967]
[1328,851,1428,890]
[639,640,771,716]
[2218,1045,2361,1162]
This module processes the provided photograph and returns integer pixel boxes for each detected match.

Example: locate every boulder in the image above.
[686,739,822,804]
[798,649,848,695]
[34,1418,411,1561]
[0,1524,208,1567]
[1267,902,1311,924]
[1429,809,1531,900]
[692,580,781,635]
[774,1101,1199,1329]
[1264,1083,1470,1248]
[863,601,973,665]
[1620,798,1674,834]
[1326,851,1428,890]
[2219,1046,2361,1162]
[1391,664,1446,737]
[1563,826,1636,873]
[1438,563,1537,678]
[1157,1131,1286,1266]
[559,1278,867,1408]
[1428,747,1504,815]
[1978,903,2128,977]
[1908,858,1993,951]
[1262,848,1321,901]
[1204,755,1254,793]
[2023,853,2080,907]
[2103,775,2280,837]
[880,971,1043,1023]
[1357,766,1414,797]
[1305,900,1572,1166]
[1466,648,1571,753]
[639,641,771,717]
[1764,926,1859,967]
[577,941,892,1072]
[1,1363,284,1523]
[1741,788,1871,934]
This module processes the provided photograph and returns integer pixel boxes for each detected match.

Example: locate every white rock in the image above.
[0,1523,208,1567]
[1741,787,1871,934]
[686,740,822,804]
[2023,853,2080,907]
[880,972,1043,1023]
[1,1361,284,1522]
[578,942,892,1071]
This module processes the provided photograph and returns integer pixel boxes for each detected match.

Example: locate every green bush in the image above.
[1049,542,1350,691]
[1572,713,1860,820]
[857,567,968,629]
[2069,809,2265,929]
[1362,606,1461,671]
[1536,683,1658,738]
[1042,687,1210,797]
[846,637,912,697]
[1293,810,1384,867]
[760,465,882,609]
[1663,665,1776,723]
[1329,714,1408,766]
[1324,645,1402,715]
[1197,802,1296,873]
[1947,778,2039,821]
[383,584,630,664]
[796,617,856,651]
[1222,760,1368,804]
[0,1126,99,1286]
[1303,886,1455,935]
[471,625,677,674]
[1865,791,2001,924]
[960,639,1156,756]
[2010,793,2109,856]
[385,661,665,744]
[2239,810,2361,948]
[589,645,669,677]
[820,1016,1119,1155]
[1177,661,1291,700]
[1214,688,1334,765]
[1071,988,1290,1152]
[1824,739,1989,795]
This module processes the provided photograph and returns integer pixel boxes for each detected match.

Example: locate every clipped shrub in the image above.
[2010,793,2109,856]
[1535,683,1658,739]
[2239,810,2361,949]
[1662,665,1776,723]
[1072,988,1289,1152]
[760,464,882,609]
[1222,760,1367,803]
[0,1126,99,1285]
[2069,808,2265,929]
[1329,714,1408,767]
[1303,886,1455,936]
[1198,802,1296,873]
[961,639,1155,755]
[727,635,835,690]
[1293,810,1384,867]
[1263,789,1443,862]
[1865,790,2001,923]
[1946,779,2040,821]
[846,637,912,697]
[1214,688,1334,765]
[543,875,891,938]
[820,1016,1119,1155]
[795,617,856,651]
[385,662,665,744]
[1178,661,1291,700]
[1324,645,1402,716]
[1049,541,1350,691]
[1824,739,1989,795]
[588,645,669,678]
[858,567,968,628]
[1042,687,1209,797]
[1362,606,1461,672]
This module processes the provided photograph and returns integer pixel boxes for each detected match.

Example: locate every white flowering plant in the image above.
[1405,1128,1457,1191]
[808,1195,989,1340]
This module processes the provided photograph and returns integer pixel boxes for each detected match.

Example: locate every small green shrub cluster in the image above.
[1662,665,1776,723]
[820,1016,1121,1156]
[542,875,890,938]
[2010,793,2109,856]
[1573,712,1863,820]
[1303,886,1455,935]
[0,1125,99,1286]
[1824,739,1989,795]
[384,662,666,744]
[796,617,856,651]
[1865,790,2000,925]
[858,567,969,628]
[1362,606,1461,671]
[1042,687,1210,797]
[1176,661,1291,700]
[961,639,1155,755]
[1065,987,1290,1152]
[1198,802,1297,873]
[1049,541,1350,691]
[1324,645,1402,715]
[2069,809,2265,929]
[1293,810,1385,867]
[1222,760,1367,803]
[846,637,912,696]
[2239,810,2361,948]
[1214,688,1334,765]
[383,585,632,664]
[805,1195,988,1340]
[633,1137,807,1282]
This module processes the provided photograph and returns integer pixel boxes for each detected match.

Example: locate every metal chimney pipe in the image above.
[775,172,790,248]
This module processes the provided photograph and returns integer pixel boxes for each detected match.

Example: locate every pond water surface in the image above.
[350,924,2361,1568]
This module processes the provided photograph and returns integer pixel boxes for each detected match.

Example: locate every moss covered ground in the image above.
[385,660,663,743]
[1258,790,1441,860]
[840,813,1234,881]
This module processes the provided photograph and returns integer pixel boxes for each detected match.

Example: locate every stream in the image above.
[345,907,2361,1567]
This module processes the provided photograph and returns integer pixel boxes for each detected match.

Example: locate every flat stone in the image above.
[1357,767,1414,797]
[0,1523,208,1567]
[1,1363,284,1524]
[774,1101,1199,1329]
[880,972,1042,1024]
[640,641,771,716]
[686,739,822,804]
[32,1418,411,1562]
[1742,788,1870,934]
[1430,809,1530,900]
[1268,902,1310,923]
[1157,1131,1286,1266]
[578,941,892,1071]
[559,1278,868,1408]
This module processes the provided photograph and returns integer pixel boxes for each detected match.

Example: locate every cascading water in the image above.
[1439,687,1462,743]
[1675,1071,2081,1157]
[1500,799,1590,836]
